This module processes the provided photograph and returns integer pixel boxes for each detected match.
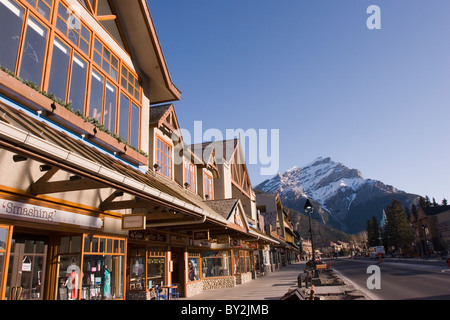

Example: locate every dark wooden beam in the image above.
[30,176,106,195]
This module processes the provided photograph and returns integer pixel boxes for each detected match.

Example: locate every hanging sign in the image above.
[22,257,32,272]
[193,230,210,241]
[217,235,230,244]
[122,214,146,230]
[231,239,242,247]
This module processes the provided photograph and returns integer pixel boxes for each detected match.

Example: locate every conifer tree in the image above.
[383,199,414,252]
[366,215,380,247]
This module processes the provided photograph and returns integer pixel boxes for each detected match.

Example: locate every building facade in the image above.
[411,206,450,256]
[0,0,296,301]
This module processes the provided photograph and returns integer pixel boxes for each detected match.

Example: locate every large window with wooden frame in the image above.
[57,234,125,300]
[0,226,12,299]
[203,171,213,200]
[184,160,196,193]
[156,136,172,179]
[129,247,166,291]
[0,0,143,149]
[201,250,231,278]
[19,13,49,87]
[187,251,200,282]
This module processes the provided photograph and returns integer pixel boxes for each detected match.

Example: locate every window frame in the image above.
[184,159,196,193]
[155,135,173,180]
[203,170,214,200]
[0,0,144,150]
[17,11,51,89]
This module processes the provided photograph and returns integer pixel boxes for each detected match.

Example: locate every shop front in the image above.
[183,240,257,298]
[0,192,127,300]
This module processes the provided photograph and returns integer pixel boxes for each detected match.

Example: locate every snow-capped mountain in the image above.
[255,157,419,234]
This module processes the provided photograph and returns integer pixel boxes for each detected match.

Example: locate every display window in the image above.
[201,250,231,278]
[187,251,200,282]
[6,234,48,300]
[232,250,253,274]
[0,225,12,299]
[57,234,126,300]
[129,247,166,291]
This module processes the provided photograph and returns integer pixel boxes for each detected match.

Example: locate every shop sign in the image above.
[22,257,32,272]
[248,243,258,249]
[230,239,242,247]
[193,230,209,240]
[191,239,211,247]
[129,230,167,243]
[216,235,230,244]
[171,235,187,246]
[0,198,103,229]
[122,214,146,230]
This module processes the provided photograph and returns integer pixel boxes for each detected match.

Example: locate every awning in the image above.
[0,98,229,229]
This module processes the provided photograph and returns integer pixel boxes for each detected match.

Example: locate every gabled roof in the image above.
[112,0,181,104]
[189,142,220,177]
[149,104,181,132]
[191,139,238,164]
[206,198,248,231]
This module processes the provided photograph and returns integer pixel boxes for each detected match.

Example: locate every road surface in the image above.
[327,257,450,300]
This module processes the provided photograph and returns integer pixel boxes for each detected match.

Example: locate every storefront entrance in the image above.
[6,234,48,300]
[171,247,185,297]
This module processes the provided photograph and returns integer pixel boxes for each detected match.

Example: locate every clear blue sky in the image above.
[147,0,450,202]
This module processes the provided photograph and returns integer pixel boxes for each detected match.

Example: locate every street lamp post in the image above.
[304,199,315,264]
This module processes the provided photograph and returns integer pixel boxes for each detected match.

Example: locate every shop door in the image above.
[7,235,48,300]
[171,248,185,296]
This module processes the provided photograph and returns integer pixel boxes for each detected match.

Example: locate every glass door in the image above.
[6,235,48,300]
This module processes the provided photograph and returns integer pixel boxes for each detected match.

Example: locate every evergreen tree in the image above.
[432,198,438,207]
[442,198,448,206]
[383,199,414,252]
[366,215,380,247]
[418,196,431,208]
[404,206,411,221]
[411,203,418,220]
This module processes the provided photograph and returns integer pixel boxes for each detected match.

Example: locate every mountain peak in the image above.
[255,157,419,233]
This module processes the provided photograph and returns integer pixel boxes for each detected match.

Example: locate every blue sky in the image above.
[147,0,450,202]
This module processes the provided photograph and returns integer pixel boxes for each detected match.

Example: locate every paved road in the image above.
[328,257,450,300]
[183,262,305,300]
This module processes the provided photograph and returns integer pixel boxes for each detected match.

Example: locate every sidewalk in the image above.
[182,262,305,300]
[181,260,370,300]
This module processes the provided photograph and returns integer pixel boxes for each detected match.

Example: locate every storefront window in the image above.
[233,250,240,275]
[82,235,125,300]
[129,247,165,291]
[58,235,125,300]
[58,254,81,300]
[0,226,11,297]
[187,252,200,282]
[130,256,145,290]
[148,248,165,288]
[201,251,231,278]
[245,251,251,273]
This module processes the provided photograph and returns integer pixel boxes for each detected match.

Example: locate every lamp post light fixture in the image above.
[304,198,316,264]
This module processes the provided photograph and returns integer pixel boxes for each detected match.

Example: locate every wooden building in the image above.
[0,0,293,301]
